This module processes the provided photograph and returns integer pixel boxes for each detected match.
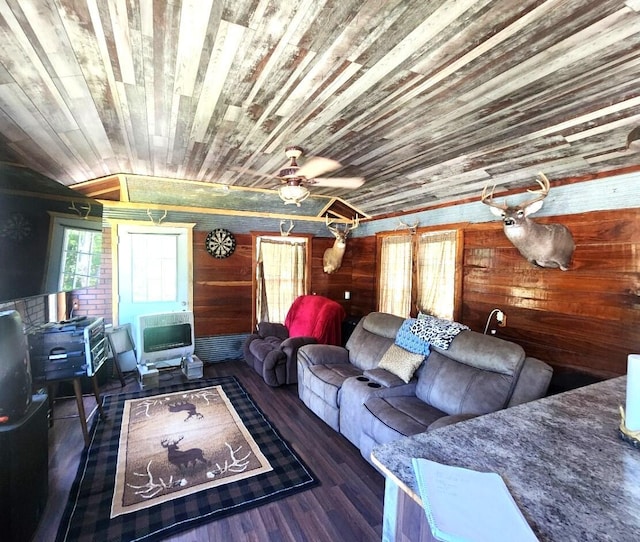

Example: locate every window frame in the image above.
[376,225,464,320]
[377,232,413,317]
[44,213,103,294]
[250,232,312,329]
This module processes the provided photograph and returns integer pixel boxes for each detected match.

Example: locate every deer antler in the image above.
[210,443,251,478]
[395,219,419,234]
[325,214,338,234]
[325,214,359,237]
[345,215,360,233]
[524,172,550,200]
[482,173,551,211]
[480,183,509,210]
[161,435,183,447]
[279,219,294,236]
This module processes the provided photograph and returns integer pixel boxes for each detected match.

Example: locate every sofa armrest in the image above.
[363,368,408,388]
[297,344,350,366]
[281,336,317,357]
[357,374,418,398]
[261,349,288,387]
[508,356,553,407]
[427,413,478,431]
[257,321,289,340]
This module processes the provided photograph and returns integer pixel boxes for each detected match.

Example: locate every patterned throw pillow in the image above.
[377,344,425,383]
[395,318,431,355]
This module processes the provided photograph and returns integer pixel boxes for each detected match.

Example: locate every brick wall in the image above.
[0,296,47,333]
[71,227,113,325]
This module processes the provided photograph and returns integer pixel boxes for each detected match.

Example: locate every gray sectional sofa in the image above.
[297,312,553,464]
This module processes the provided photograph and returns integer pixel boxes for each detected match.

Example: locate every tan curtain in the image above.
[416,230,457,319]
[256,237,307,324]
[255,254,269,323]
[378,234,412,317]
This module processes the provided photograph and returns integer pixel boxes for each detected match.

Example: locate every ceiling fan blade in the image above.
[310,177,365,189]
[297,156,341,179]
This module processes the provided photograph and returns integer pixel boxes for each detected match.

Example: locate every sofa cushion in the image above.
[360,312,404,339]
[346,313,404,371]
[377,344,424,383]
[363,396,446,441]
[508,356,553,407]
[305,363,362,409]
[249,335,284,359]
[431,330,525,374]
[416,350,519,416]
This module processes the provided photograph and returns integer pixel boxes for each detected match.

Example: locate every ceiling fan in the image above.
[238,146,365,206]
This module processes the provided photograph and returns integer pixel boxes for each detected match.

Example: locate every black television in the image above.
[0,309,31,423]
[0,163,103,304]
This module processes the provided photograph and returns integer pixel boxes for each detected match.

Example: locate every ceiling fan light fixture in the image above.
[278,167,300,178]
[278,183,310,206]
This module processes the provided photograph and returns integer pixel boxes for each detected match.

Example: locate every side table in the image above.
[41,374,106,446]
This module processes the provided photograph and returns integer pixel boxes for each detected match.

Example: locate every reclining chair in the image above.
[243,295,346,386]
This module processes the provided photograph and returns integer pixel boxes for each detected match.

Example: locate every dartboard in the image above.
[205,229,236,258]
[1,213,31,241]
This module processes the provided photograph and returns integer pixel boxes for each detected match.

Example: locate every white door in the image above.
[116,224,192,329]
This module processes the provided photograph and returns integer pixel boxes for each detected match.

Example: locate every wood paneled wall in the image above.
[193,233,376,337]
[309,237,351,307]
[346,237,377,317]
[76,208,639,381]
[462,208,640,380]
[193,231,254,336]
[308,236,377,318]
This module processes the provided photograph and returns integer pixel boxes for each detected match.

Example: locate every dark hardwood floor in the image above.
[33,361,385,542]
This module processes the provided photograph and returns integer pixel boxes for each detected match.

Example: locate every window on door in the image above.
[115,223,193,328]
[254,235,310,325]
[129,233,178,302]
[377,229,460,319]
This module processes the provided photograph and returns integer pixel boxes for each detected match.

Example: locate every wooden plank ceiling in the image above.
[0,0,639,218]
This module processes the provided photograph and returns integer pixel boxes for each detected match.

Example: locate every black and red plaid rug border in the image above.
[56,376,318,542]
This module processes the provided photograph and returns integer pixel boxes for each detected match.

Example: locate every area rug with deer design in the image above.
[56,376,317,542]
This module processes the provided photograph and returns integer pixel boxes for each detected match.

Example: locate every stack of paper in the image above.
[412,458,538,542]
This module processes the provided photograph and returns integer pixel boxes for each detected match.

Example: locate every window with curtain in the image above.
[416,230,457,319]
[378,229,459,320]
[378,234,413,317]
[256,236,308,324]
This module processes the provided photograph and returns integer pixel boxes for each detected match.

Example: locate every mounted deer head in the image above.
[323,215,359,274]
[395,219,419,234]
[481,173,575,270]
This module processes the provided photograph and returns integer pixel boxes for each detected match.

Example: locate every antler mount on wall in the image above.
[481,173,575,271]
[323,215,360,274]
